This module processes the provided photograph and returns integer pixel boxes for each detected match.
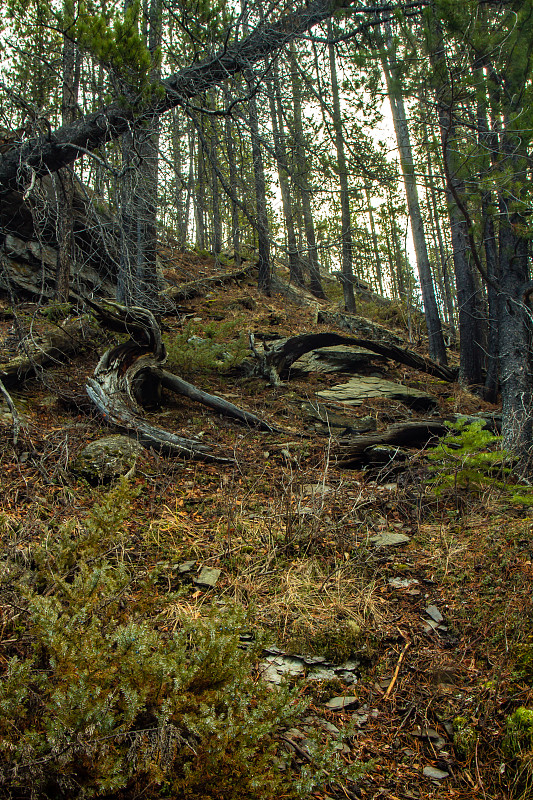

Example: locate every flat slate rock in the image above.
[370,532,411,547]
[317,376,437,410]
[423,766,449,781]
[325,696,359,711]
[292,345,383,374]
[194,567,221,589]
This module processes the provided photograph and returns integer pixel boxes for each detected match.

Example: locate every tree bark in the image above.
[380,39,447,365]
[327,23,356,312]
[287,44,325,300]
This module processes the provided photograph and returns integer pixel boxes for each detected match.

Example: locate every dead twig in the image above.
[384,640,410,699]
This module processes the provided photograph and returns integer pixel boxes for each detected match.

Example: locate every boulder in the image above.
[71,435,143,483]
[291,345,384,374]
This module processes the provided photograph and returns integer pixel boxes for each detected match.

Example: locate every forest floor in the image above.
[1,260,533,800]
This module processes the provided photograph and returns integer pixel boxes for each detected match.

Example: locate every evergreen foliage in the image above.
[427,420,533,506]
[0,480,363,799]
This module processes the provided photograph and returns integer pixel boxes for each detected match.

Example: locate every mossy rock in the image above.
[71,435,144,483]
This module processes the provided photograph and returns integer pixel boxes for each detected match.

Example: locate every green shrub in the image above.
[427,420,533,506]
[163,318,249,374]
[0,480,363,799]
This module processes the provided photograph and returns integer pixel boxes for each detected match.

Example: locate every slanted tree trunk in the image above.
[0,1,393,195]
[379,35,447,365]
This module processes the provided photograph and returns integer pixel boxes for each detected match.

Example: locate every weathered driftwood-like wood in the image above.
[85,301,279,461]
[86,310,232,462]
[0,376,19,444]
[160,370,278,432]
[335,420,448,466]
[252,332,457,383]
[0,316,100,386]
[86,379,230,462]
[334,413,501,467]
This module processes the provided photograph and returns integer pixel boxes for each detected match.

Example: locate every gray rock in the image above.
[325,696,359,711]
[292,345,384,374]
[423,766,449,781]
[426,605,444,623]
[194,567,221,589]
[177,561,196,575]
[370,532,411,547]
[301,483,333,497]
[306,668,337,682]
[71,435,143,482]
[389,577,419,589]
[300,402,377,435]
[317,376,437,411]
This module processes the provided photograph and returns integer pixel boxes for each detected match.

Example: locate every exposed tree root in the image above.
[249,332,458,384]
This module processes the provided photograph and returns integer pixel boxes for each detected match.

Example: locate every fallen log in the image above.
[160,371,278,432]
[162,263,254,301]
[334,413,501,467]
[335,421,448,466]
[250,332,457,384]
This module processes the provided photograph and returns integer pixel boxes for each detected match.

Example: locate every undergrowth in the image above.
[0,479,364,800]
[163,317,248,374]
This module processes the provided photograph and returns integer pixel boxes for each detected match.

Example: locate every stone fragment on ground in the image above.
[300,401,377,435]
[370,532,411,547]
[423,766,449,781]
[260,648,360,685]
[316,376,437,410]
[291,345,384,374]
[388,577,419,589]
[325,696,359,711]
[194,567,221,589]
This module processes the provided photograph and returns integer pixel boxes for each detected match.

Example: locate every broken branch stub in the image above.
[86,301,276,461]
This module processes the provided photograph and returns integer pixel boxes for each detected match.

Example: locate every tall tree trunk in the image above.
[224,89,241,266]
[194,126,206,250]
[268,66,303,286]
[118,0,162,308]
[380,43,447,364]
[327,24,355,311]
[288,44,325,300]
[364,186,384,296]
[497,144,533,466]
[424,133,456,343]
[208,91,222,258]
[55,6,80,301]
[247,83,271,293]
